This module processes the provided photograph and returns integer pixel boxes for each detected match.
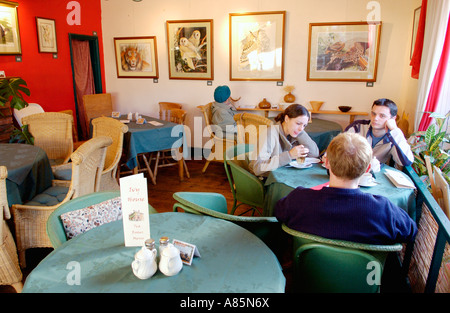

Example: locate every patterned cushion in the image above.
[60,197,123,239]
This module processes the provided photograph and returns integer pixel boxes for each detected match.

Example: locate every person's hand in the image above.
[385,118,398,131]
[289,145,309,159]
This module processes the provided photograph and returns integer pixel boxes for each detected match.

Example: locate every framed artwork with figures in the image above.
[166,19,213,80]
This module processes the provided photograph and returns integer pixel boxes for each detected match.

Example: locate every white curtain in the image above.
[414,0,450,130]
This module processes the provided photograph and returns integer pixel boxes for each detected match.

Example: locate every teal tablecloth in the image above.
[0,143,53,205]
[120,115,185,170]
[305,118,342,153]
[263,163,416,217]
[23,211,285,293]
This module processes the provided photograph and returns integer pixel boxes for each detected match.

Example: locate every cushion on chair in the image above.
[52,163,72,181]
[60,197,122,239]
[25,186,69,206]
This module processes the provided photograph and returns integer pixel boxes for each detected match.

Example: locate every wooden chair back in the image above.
[159,102,182,120]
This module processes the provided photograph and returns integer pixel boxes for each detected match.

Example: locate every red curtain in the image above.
[410,0,427,79]
[72,39,95,140]
[418,12,450,131]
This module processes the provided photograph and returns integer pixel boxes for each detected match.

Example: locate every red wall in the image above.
[0,0,104,112]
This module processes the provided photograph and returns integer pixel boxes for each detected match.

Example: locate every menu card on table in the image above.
[119,173,151,246]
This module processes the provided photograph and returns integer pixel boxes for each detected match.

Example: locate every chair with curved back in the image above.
[0,166,23,292]
[92,117,129,191]
[159,102,182,120]
[172,191,282,254]
[23,112,74,168]
[197,103,236,173]
[233,112,273,145]
[282,224,403,293]
[82,93,113,137]
[11,136,112,267]
[153,108,190,181]
[13,103,44,127]
[224,144,265,216]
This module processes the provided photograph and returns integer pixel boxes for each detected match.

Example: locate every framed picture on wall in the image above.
[36,17,57,53]
[114,36,159,79]
[0,0,21,55]
[229,11,285,81]
[166,19,213,80]
[307,21,382,82]
[410,6,421,59]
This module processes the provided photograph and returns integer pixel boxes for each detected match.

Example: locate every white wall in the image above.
[101,0,421,148]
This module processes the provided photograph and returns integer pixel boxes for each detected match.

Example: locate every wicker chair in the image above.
[11,136,112,267]
[92,117,129,191]
[22,112,74,168]
[0,166,23,292]
[233,112,273,146]
[82,93,113,136]
[159,102,182,120]
[197,103,236,173]
[153,108,190,181]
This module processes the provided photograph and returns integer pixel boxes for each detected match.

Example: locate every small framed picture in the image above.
[114,36,159,78]
[36,17,57,53]
[172,239,201,265]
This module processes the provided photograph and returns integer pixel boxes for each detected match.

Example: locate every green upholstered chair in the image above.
[224,144,265,216]
[173,191,283,256]
[282,224,403,293]
[47,191,159,249]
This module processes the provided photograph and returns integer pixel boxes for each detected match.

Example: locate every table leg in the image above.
[350,116,355,124]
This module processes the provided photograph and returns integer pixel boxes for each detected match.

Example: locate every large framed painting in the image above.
[166,19,213,80]
[0,0,21,55]
[36,17,57,53]
[307,21,382,82]
[229,11,285,81]
[114,36,159,79]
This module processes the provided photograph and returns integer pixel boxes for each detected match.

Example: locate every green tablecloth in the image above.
[120,115,185,170]
[0,143,53,205]
[263,163,416,217]
[23,210,285,293]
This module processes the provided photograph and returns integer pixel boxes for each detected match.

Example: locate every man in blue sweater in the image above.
[275,132,417,245]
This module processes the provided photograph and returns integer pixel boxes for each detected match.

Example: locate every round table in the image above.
[0,143,53,205]
[23,211,285,293]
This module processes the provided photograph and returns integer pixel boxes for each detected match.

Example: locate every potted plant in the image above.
[0,77,33,144]
[408,111,450,187]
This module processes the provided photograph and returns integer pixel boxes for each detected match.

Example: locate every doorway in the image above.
[69,33,102,140]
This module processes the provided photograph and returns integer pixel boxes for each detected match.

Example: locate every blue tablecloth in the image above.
[263,163,416,217]
[120,115,185,170]
[0,143,53,205]
[23,211,285,293]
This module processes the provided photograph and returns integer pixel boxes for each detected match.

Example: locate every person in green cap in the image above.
[211,85,237,139]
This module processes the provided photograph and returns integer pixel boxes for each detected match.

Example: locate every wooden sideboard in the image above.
[236,107,368,123]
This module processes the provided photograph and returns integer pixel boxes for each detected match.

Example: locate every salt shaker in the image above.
[159,236,169,256]
[145,238,156,253]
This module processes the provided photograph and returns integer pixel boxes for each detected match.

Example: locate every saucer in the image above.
[305,157,320,164]
[359,181,378,187]
[289,161,313,169]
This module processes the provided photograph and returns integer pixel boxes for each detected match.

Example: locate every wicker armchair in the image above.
[22,112,74,167]
[233,112,273,146]
[92,117,128,191]
[159,102,182,120]
[197,103,236,173]
[11,136,112,267]
[0,166,23,292]
[153,108,190,181]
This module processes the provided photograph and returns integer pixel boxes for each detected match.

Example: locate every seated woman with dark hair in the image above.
[249,104,319,176]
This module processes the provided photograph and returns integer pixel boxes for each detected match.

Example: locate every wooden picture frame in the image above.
[114,36,159,78]
[0,0,21,55]
[410,6,421,60]
[229,11,285,81]
[166,19,213,80]
[36,17,57,53]
[307,21,382,82]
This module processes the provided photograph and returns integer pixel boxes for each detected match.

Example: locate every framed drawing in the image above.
[0,0,21,55]
[36,17,57,53]
[229,11,285,81]
[307,21,382,82]
[410,7,421,59]
[114,36,159,78]
[166,19,213,80]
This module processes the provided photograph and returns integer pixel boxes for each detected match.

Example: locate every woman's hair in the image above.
[274,104,310,123]
[327,133,373,180]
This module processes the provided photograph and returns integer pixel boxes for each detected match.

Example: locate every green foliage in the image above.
[409,111,450,185]
[0,77,30,110]
[10,124,34,145]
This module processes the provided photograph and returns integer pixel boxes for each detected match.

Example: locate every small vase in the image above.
[284,92,295,103]
[258,98,271,109]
